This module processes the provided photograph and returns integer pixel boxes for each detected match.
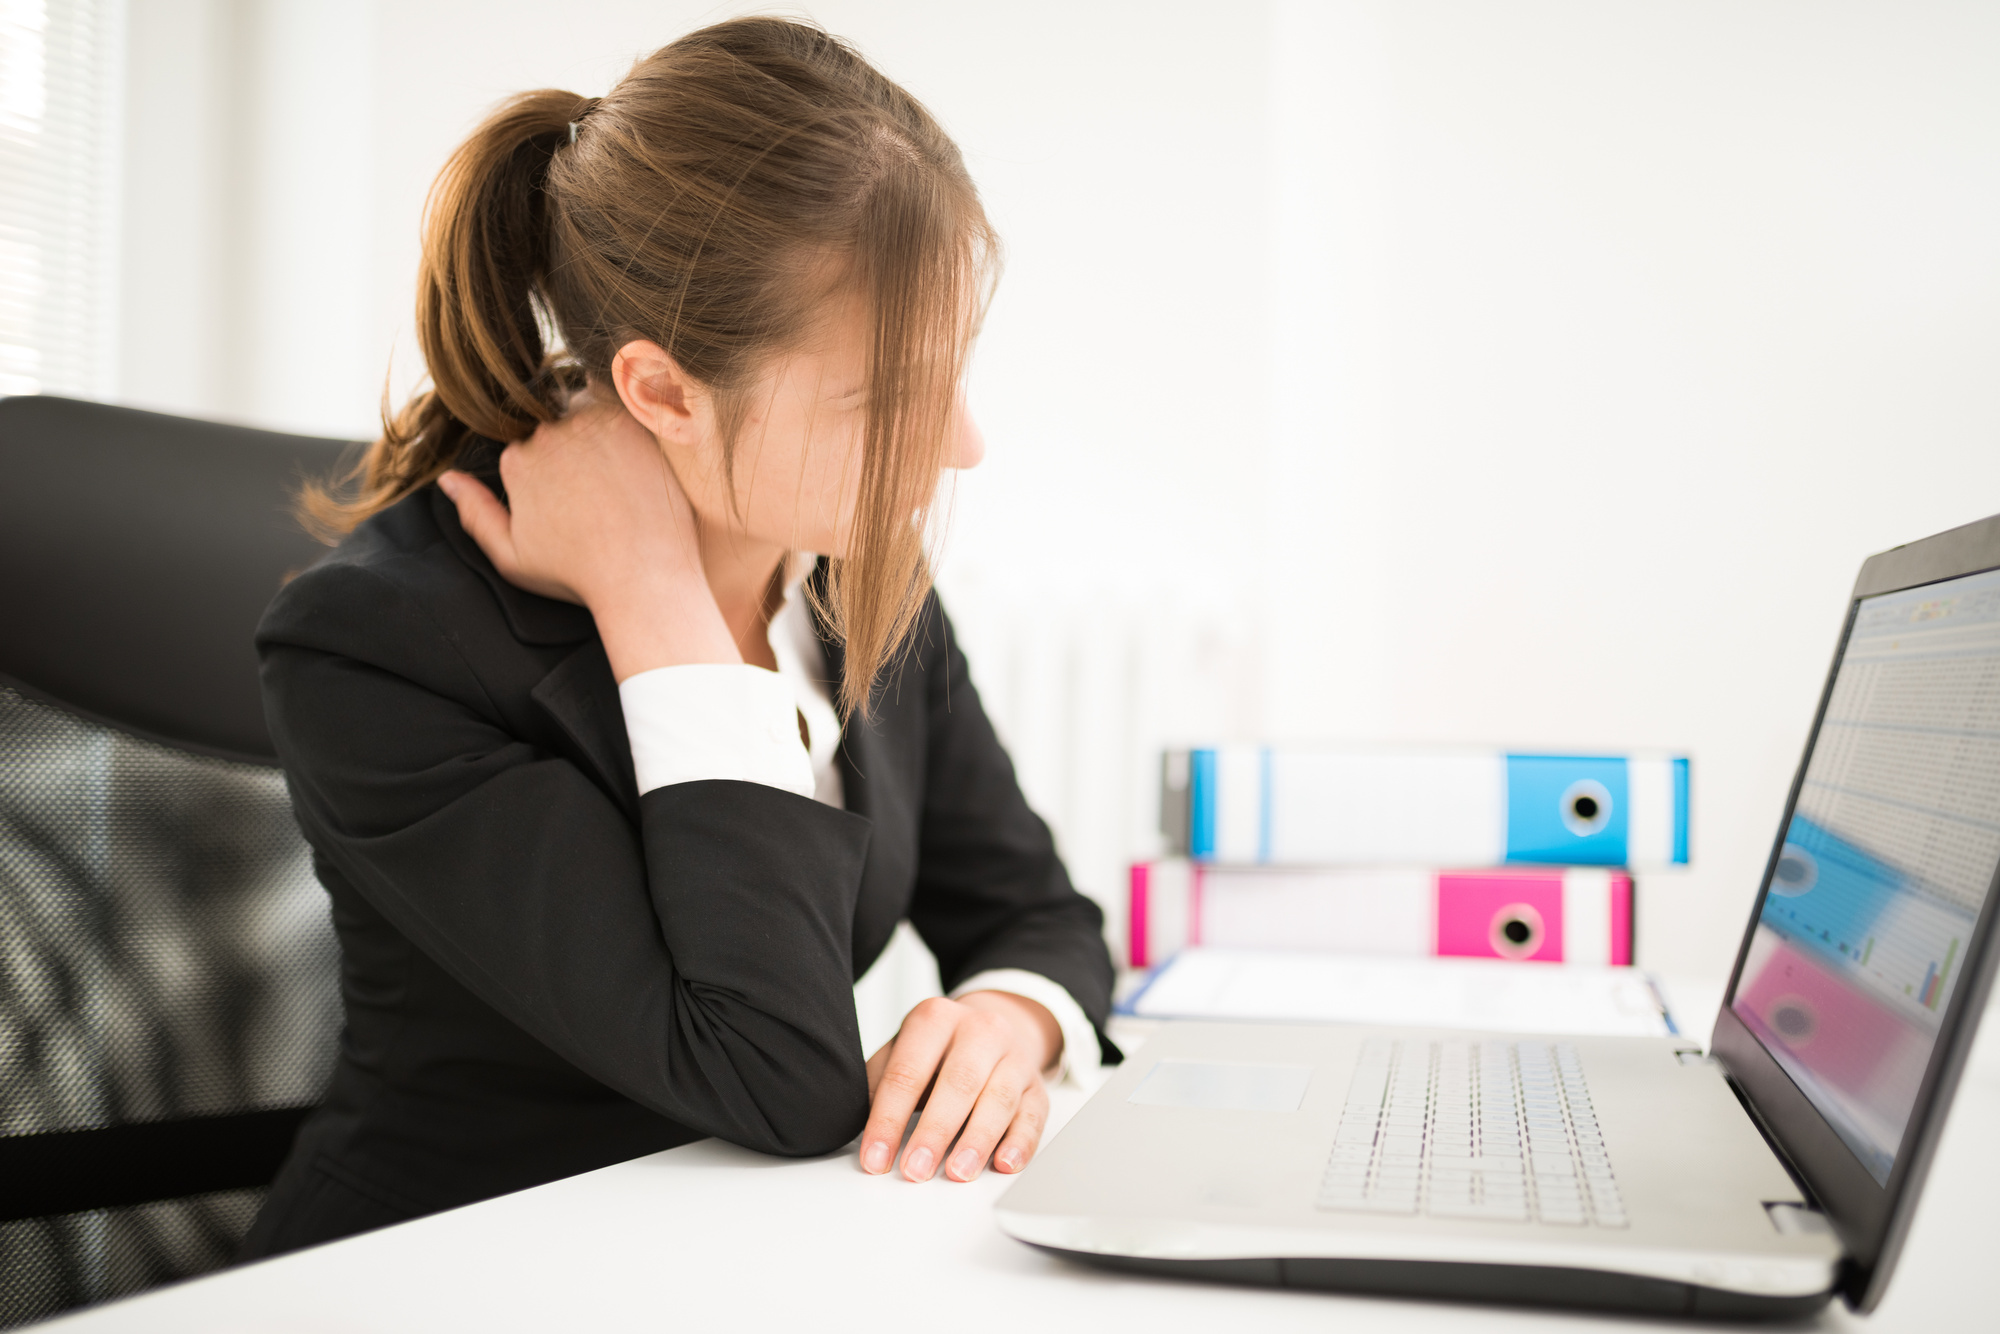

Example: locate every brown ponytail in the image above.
[304,90,588,538]
[305,18,996,716]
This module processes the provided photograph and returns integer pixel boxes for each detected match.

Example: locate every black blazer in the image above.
[239,482,1116,1259]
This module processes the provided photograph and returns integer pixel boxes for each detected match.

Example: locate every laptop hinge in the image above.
[1716,1066,1825,1212]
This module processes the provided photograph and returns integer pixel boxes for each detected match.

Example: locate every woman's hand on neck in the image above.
[439,389,800,681]
[438,393,744,683]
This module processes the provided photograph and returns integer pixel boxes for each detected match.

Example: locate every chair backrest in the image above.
[0,396,354,1326]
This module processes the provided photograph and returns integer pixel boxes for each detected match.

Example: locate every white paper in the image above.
[1129,947,1670,1037]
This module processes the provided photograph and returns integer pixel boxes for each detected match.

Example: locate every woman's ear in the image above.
[610,340,700,443]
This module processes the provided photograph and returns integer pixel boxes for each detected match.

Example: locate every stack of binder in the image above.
[1130,746,1689,971]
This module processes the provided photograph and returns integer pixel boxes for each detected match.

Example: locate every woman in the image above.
[242,17,1115,1258]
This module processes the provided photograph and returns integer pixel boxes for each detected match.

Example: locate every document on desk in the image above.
[1125,948,1673,1037]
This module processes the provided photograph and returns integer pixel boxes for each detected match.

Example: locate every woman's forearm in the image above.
[261,592,873,1156]
[591,570,741,682]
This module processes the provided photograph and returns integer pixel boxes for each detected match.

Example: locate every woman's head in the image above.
[606,284,985,597]
[317,17,996,714]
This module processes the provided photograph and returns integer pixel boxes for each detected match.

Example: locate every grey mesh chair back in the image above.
[0,396,353,1326]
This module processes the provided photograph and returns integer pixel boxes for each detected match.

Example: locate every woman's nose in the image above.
[950,406,985,470]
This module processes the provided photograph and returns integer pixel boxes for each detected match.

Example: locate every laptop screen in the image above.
[1731,565,2000,1185]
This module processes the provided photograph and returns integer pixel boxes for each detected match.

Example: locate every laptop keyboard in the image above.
[1316,1039,1627,1227]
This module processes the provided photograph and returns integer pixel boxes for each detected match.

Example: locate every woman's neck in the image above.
[698,530,787,672]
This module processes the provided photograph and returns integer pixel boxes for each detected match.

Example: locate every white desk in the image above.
[49,996,1998,1333]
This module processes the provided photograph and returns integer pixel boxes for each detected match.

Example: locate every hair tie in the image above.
[566,97,601,147]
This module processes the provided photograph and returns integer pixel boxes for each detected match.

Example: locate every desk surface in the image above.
[49,985,1999,1333]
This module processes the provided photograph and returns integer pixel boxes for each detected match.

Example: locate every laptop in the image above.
[997,512,2000,1318]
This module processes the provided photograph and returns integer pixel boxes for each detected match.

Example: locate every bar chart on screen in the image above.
[1763,818,1977,1025]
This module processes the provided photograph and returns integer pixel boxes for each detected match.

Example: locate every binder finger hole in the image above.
[1560,779,1613,836]
[1488,902,1546,960]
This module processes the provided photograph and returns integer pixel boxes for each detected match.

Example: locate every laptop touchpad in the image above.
[1127,1060,1314,1112]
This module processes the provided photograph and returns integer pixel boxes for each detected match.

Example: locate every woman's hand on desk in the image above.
[436,393,738,679]
[860,992,1061,1184]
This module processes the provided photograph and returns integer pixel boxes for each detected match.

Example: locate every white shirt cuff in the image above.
[619,664,815,799]
[950,968,1102,1088]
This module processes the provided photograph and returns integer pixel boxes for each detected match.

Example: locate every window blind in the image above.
[0,0,121,399]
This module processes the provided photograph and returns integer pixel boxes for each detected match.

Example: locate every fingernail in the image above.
[904,1146,934,1181]
[948,1148,982,1181]
[995,1146,1024,1173]
[861,1141,889,1174]
[436,472,459,497]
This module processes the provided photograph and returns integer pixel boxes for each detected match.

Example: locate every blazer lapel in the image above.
[813,567,924,974]
[530,638,642,822]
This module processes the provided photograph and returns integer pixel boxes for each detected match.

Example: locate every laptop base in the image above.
[1029,1244,1836,1321]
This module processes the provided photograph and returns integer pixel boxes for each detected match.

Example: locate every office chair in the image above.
[0,396,354,1326]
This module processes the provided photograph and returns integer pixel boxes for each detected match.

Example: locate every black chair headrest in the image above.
[0,396,356,764]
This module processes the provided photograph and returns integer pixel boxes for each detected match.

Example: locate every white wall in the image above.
[114,1,2000,982]
[1265,0,2000,975]
[119,0,378,429]
[118,0,237,417]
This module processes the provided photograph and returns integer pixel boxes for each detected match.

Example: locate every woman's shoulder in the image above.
[263,485,439,615]
[258,486,512,663]
[259,483,598,692]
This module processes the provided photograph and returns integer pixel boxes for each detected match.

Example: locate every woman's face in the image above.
[621,291,982,561]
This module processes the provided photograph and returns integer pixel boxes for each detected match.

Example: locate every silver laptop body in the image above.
[998,513,2000,1319]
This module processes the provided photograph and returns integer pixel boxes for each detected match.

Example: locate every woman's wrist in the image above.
[955,990,1063,1075]
[591,568,741,681]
